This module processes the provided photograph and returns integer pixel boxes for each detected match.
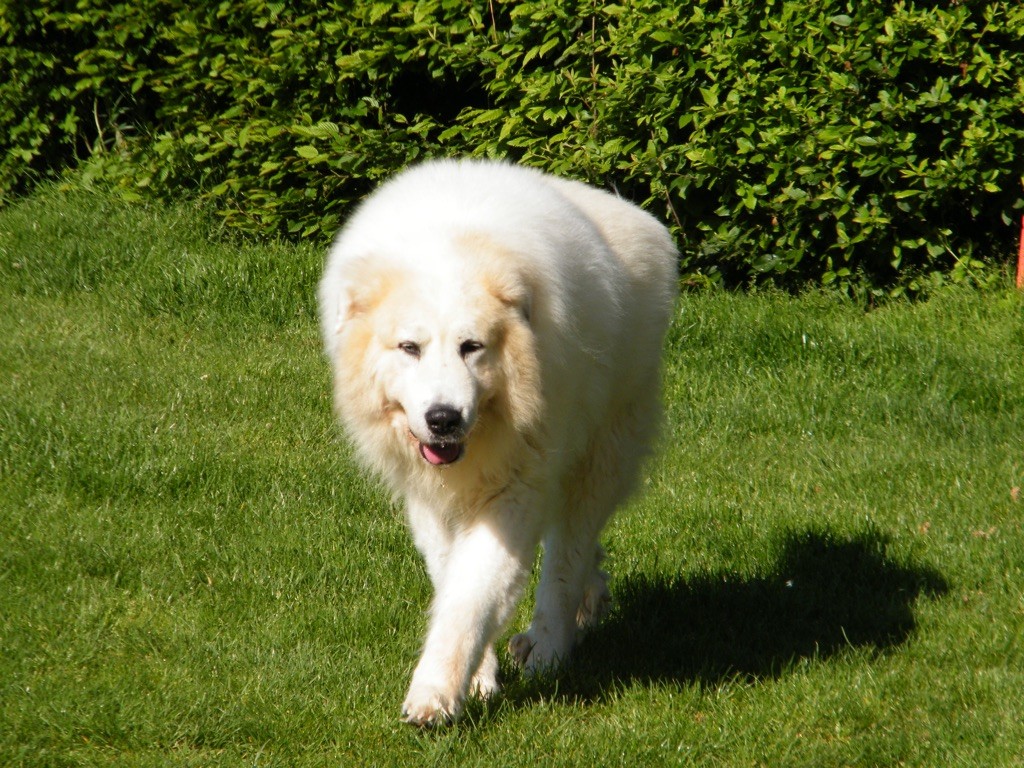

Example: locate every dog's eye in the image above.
[459,340,484,358]
[398,341,421,358]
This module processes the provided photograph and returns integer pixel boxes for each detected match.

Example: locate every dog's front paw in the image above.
[469,647,501,699]
[401,684,461,727]
[469,671,500,700]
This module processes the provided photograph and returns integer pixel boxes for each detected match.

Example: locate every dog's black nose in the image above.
[425,405,463,437]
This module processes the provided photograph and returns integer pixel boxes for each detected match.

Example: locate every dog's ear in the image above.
[487,268,536,327]
[482,264,544,436]
[344,257,397,320]
[319,254,395,354]
[500,310,543,440]
[510,282,533,324]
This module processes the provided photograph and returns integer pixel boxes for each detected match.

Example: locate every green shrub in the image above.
[2,0,1022,295]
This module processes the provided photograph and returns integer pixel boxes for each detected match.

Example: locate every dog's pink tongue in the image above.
[419,442,462,465]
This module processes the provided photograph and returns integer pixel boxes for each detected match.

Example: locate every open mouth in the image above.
[418,441,464,466]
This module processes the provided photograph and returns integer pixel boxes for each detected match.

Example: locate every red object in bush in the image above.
[1018,216,1024,290]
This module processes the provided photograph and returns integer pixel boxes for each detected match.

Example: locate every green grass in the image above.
[1,187,1022,767]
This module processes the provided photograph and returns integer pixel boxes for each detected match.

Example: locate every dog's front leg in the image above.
[402,503,538,726]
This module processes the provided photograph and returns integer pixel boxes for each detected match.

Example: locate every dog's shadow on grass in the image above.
[508,528,948,705]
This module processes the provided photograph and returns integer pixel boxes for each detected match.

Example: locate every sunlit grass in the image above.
[2,187,1022,766]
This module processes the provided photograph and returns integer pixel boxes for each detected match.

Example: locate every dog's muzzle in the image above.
[418,404,466,465]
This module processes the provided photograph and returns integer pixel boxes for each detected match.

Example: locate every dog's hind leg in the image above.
[509,515,611,673]
[510,394,659,673]
[576,544,611,634]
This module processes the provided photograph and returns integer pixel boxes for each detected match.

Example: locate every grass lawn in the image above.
[1,187,1022,766]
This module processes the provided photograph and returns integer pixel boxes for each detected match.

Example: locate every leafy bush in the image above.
[2,0,1022,294]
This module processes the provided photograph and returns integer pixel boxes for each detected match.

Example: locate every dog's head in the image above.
[321,243,542,472]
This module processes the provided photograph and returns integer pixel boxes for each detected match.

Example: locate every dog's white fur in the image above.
[318,159,676,725]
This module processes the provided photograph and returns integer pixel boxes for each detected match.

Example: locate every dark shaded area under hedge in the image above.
[2,0,1023,295]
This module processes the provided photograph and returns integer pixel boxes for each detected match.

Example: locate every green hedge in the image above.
[2,0,1023,294]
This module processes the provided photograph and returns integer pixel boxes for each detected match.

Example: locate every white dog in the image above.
[318,158,676,725]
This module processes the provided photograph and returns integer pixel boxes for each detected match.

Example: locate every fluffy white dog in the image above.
[318,158,676,725]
